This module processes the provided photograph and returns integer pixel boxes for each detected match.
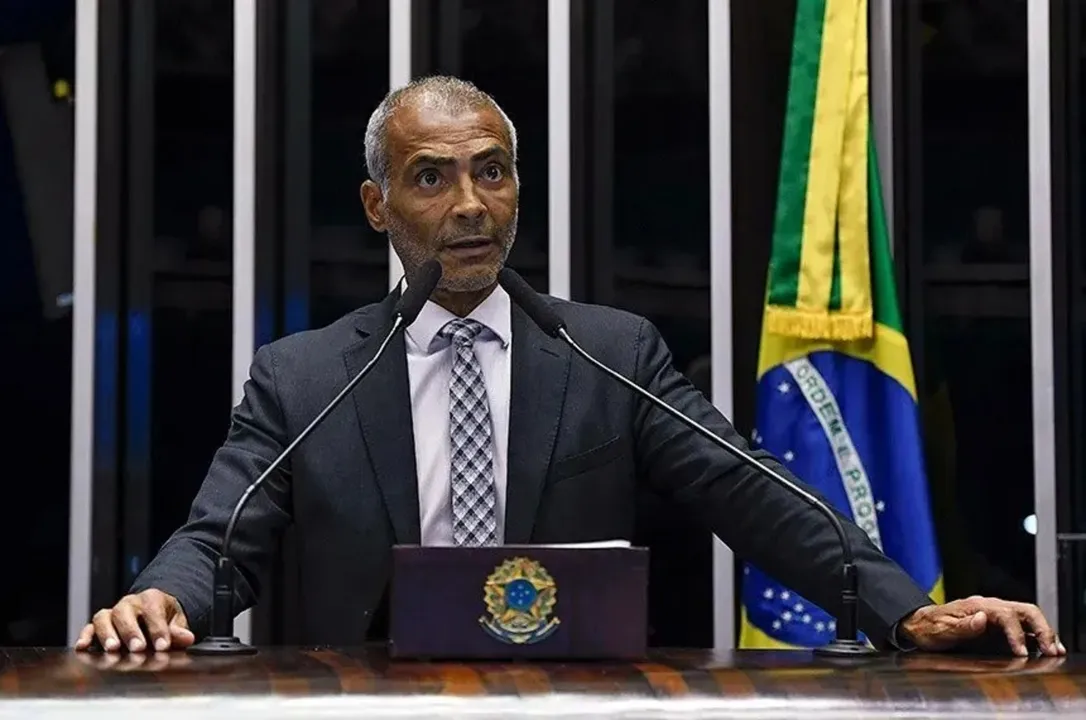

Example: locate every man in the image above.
[77,76,1062,657]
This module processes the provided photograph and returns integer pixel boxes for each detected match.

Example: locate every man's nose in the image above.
[452,177,486,222]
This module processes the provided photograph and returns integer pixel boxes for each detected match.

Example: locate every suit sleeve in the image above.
[631,319,932,648]
[129,344,293,637]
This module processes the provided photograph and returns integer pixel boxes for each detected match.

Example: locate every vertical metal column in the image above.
[232,0,258,645]
[1027,0,1059,627]
[68,0,99,646]
[590,0,615,306]
[870,0,894,250]
[548,0,571,299]
[282,0,312,335]
[708,0,735,651]
[121,0,156,590]
[388,0,411,290]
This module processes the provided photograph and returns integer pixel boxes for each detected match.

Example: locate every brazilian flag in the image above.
[738,0,943,649]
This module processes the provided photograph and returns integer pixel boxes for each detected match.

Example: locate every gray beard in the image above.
[387,209,518,292]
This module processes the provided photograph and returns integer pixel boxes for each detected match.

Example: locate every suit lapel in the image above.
[344,292,421,545]
[504,304,570,544]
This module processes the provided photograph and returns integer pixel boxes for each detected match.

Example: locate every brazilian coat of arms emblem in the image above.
[479,557,560,645]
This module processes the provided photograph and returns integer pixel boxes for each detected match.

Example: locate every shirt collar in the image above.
[401,278,512,355]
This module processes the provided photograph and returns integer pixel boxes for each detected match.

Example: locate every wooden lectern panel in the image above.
[389,545,649,659]
[0,646,1083,717]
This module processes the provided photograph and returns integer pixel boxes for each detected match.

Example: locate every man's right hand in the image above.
[74,589,194,653]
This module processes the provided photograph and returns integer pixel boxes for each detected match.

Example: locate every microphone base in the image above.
[813,639,879,657]
[187,636,258,656]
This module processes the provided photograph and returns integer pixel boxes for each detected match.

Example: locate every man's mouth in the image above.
[443,236,498,260]
[445,236,493,250]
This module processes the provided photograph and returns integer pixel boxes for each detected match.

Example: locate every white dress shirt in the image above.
[403,285,512,546]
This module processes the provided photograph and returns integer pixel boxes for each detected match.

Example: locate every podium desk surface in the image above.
[0,645,1083,718]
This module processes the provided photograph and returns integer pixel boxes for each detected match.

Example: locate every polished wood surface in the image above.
[0,646,1083,718]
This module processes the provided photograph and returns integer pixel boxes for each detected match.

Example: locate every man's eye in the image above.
[482,164,504,181]
[417,170,441,188]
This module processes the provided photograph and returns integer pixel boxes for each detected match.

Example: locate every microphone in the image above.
[497,267,876,658]
[188,259,442,655]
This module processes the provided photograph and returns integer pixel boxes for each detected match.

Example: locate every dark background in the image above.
[1,0,1081,648]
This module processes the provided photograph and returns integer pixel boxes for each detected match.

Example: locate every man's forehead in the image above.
[386,99,510,158]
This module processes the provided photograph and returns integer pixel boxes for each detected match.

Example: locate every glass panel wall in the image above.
[572,0,712,647]
[146,0,235,575]
[902,0,1035,602]
[1053,0,1086,650]
[247,0,392,642]
[0,0,75,645]
[307,0,390,328]
[413,0,550,291]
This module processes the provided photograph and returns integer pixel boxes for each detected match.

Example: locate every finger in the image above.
[168,611,195,647]
[991,608,1028,657]
[168,605,189,630]
[92,609,122,652]
[139,596,172,652]
[111,601,148,653]
[75,623,95,650]
[949,610,988,639]
[961,595,986,612]
[169,624,195,647]
[1014,603,1058,655]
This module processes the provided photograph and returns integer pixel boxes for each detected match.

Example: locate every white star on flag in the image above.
[876,500,886,512]
[763,588,774,599]
[802,614,811,624]
[794,603,804,613]
[777,381,791,394]
[783,451,795,462]
[815,622,826,632]
[780,591,790,601]
[772,620,782,630]
[782,611,793,622]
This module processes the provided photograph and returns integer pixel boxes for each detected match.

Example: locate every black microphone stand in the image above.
[557,327,876,658]
[188,315,405,655]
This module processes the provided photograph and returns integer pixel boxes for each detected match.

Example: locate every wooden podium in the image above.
[2,646,1079,718]
[388,544,649,660]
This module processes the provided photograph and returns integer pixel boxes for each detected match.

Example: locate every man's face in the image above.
[362,99,518,293]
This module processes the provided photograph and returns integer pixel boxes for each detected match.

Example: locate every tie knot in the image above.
[440,318,486,347]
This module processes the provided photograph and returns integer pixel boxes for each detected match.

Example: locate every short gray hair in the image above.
[364,75,518,192]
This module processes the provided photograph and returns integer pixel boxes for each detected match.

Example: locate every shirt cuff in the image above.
[886,620,918,652]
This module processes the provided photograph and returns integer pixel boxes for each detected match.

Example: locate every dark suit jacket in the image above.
[131,289,933,647]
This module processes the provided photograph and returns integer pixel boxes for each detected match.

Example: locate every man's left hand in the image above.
[900,596,1066,657]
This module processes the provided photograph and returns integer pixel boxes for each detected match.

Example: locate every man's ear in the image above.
[361,180,387,232]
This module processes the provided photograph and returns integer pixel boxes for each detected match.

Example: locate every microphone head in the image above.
[395,259,442,325]
[497,267,565,337]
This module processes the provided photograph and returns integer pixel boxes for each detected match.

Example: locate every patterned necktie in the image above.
[439,318,497,546]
